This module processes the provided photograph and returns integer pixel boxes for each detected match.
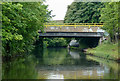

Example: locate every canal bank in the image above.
[86,42,119,62]
[69,39,119,62]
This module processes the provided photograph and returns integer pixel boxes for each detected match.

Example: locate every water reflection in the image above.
[47,73,64,79]
[2,48,119,79]
[36,48,119,79]
[68,49,80,59]
[2,55,38,79]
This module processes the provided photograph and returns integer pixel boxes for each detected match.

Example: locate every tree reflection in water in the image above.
[2,47,120,79]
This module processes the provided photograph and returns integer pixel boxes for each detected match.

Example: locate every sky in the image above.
[45,0,74,20]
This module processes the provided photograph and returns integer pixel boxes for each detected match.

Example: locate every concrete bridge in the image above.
[39,23,104,37]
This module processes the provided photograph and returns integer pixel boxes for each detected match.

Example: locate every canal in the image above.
[2,48,119,79]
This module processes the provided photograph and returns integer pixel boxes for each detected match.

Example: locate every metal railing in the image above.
[44,23,103,28]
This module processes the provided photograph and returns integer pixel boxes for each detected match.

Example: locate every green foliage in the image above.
[2,2,50,57]
[100,2,119,42]
[43,38,68,47]
[2,55,38,79]
[43,48,68,65]
[87,42,118,60]
[64,2,104,23]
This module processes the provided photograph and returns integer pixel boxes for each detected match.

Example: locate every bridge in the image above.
[39,23,104,37]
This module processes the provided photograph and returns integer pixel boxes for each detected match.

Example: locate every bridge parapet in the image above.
[39,23,104,37]
[43,23,104,32]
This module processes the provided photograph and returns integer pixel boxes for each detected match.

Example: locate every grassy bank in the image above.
[86,42,118,61]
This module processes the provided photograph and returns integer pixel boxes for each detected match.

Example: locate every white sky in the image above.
[45,0,74,20]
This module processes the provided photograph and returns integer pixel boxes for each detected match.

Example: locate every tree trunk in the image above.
[109,34,113,43]
[113,25,116,44]
[115,33,118,43]
[6,43,10,54]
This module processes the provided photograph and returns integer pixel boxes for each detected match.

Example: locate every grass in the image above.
[86,42,118,60]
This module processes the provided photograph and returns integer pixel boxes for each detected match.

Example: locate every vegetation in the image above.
[64,2,104,23]
[43,38,68,48]
[2,2,50,58]
[2,1,119,62]
[64,2,119,61]
[64,2,119,43]
[100,2,120,43]
[48,20,64,24]
[86,2,119,61]
[64,2,105,50]
[87,41,118,60]
[2,55,38,79]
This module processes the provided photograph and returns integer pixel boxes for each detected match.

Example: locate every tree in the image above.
[64,2,104,23]
[100,2,119,43]
[2,2,50,57]
[43,38,68,47]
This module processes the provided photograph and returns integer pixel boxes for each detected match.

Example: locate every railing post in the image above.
[89,25,90,29]
[43,23,103,33]
[60,26,62,29]
[74,23,76,28]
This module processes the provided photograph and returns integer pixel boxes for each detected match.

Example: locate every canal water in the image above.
[2,48,119,79]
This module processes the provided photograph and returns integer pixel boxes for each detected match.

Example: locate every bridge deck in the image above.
[39,32,104,37]
[39,23,104,37]
[40,23,103,32]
